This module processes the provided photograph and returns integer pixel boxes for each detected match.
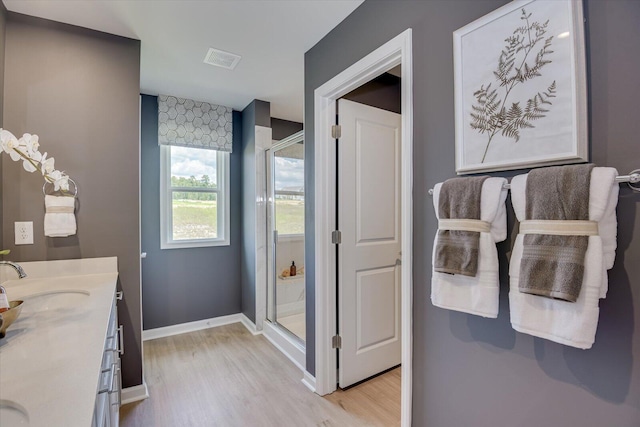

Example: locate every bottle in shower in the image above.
[290,261,297,277]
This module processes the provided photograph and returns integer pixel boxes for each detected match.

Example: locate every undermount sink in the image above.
[20,290,90,318]
[0,400,29,425]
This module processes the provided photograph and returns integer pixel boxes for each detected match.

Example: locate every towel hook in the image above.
[43,178,78,197]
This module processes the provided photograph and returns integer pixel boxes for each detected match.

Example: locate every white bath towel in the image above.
[431,177,508,318]
[509,167,619,349]
[44,195,77,237]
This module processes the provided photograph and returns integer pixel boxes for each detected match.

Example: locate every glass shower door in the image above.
[266,131,305,344]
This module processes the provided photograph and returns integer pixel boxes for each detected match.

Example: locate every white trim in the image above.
[159,147,230,249]
[137,95,147,411]
[301,371,316,393]
[121,382,149,405]
[262,321,306,371]
[142,313,242,341]
[313,28,413,427]
[240,313,263,336]
[255,125,272,331]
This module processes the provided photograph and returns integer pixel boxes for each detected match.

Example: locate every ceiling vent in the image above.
[203,48,241,70]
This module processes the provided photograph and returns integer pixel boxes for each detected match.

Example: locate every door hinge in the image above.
[332,335,342,349]
[331,230,342,244]
[331,124,341,139]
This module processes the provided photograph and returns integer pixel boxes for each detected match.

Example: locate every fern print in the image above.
[470,8,556,163]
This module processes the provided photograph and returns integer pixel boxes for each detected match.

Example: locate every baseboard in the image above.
[301,371,316,393]
[121,382,149,405]
[240,313,262,335]
[262,321,305,371]
[142,313,243,341]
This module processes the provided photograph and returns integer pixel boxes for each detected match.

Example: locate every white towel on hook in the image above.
[431,177,508,318]
[44,195,77,237]
[509,167,619,349]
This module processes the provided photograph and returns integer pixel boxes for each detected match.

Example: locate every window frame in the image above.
[160,145,230,249]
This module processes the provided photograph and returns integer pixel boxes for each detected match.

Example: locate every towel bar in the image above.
[427,170,640,195]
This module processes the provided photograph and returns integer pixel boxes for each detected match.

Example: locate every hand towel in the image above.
[431,177,508,318]
[519,164,594,302]
[44,195,77,237]
[509,167,619,349]
[434,176,489,276]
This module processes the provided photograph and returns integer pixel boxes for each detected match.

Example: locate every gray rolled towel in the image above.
[519,164,594,302]
[434,176,488,277]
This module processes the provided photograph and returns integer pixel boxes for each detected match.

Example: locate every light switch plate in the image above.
[15,221,34,245]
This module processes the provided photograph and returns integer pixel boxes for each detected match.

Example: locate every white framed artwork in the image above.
[454,0,588,174]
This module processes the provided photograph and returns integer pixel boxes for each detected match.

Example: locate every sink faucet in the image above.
[0,261,27,279]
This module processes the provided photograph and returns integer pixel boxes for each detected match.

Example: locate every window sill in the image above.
[160,239,230,250]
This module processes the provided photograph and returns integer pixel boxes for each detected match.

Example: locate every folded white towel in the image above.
[509,167,619,349]
[431,177,508,318]
[44,195,77,237]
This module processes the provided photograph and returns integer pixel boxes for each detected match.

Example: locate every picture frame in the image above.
[453,0,587,174]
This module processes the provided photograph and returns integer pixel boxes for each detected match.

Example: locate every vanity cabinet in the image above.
[93,291,123,427]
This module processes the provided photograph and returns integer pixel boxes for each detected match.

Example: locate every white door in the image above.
[338,99,402,388]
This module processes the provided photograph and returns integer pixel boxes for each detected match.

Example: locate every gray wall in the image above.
[342,72,401,114]
[2,14,143,388]
[0,3,6,248]
[139,95,242,330]
[271,117,303,141]
[240,99,270,322]
[305,1,640,425]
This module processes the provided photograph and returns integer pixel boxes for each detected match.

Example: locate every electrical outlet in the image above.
[15,221,34,245]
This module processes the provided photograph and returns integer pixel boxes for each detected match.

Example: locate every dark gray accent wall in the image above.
[342,72,401,114]
[305,1,640,425]
[240,99,270,322]
[139,95,242,329]
[2,14,143,388]
[0,3,6,249]
[271,118,303,141]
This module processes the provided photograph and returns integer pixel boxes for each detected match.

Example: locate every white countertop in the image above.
[0,257,118,427]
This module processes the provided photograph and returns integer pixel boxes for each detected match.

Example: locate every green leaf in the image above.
[0,249,10,255]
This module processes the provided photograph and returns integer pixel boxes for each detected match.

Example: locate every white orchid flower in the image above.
[8,145,22,162]
[2,129,71,195]
[55,175,70,192]
[49,169,62,183]
[22,133,40,156]
[0,129,17,153]
[40,152,56,175]
[22,158,38,173]
[0,131,23,161]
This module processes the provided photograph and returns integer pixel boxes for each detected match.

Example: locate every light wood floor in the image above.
[120,323,400,427]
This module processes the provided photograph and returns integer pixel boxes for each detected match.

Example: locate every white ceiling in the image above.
[3,0,364,122]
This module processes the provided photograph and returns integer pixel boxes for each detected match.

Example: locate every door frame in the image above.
[313,29,413,427]
[266,130,306,338]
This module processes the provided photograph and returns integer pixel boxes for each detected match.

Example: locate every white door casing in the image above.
[313,28,412,427]
[338,99,402,387]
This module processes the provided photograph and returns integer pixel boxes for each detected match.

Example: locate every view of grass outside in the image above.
[169,146,221,241]
[273,152,304,236]
[172,194,217,240]
[275,196,304,235]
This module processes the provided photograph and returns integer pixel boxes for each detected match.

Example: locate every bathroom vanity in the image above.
[0,257,121,427]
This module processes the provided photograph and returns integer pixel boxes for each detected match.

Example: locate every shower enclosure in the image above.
[266,131,305,345]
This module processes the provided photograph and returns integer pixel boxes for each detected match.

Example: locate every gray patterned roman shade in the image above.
[158,95,233,152]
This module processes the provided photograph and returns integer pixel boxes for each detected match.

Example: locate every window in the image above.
[160,145,229,248]
[273,154,304,236]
